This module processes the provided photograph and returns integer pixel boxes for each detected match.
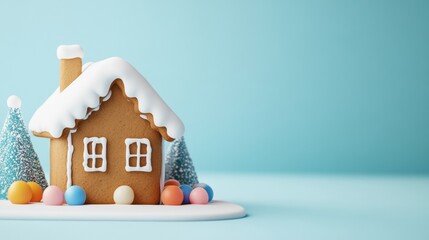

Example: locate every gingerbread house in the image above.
[29,45,184,204]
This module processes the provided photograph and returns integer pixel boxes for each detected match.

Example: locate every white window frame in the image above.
[83,137,107,172]
[125,138,152,172]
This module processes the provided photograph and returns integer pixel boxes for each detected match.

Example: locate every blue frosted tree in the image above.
[0,96,48,199]
[165,137,199,186]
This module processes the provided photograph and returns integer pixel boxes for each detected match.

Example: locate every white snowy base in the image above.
[0,200,246,221]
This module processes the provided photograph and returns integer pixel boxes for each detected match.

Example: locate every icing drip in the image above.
[83,91,112,120]
[125,138,152,172]
[103,91,112,102]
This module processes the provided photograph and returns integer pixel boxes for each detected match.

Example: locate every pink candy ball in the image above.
[43,186,64,206]
[189,187,209,204]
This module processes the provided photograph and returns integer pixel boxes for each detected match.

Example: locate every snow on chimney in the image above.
[57,45,83,92]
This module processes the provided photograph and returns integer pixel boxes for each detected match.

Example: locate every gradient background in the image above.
[0,0,428,175]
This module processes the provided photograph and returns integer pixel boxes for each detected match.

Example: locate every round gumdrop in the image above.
[64,185,86,205]
[114,185,134,204]
[43,185,64,206]
[8,181,32,204]
[179,185,192,204]
[161,186,184,205]
[27,182,43,202]
[189,187,209,204]
[194,183,214,202]
[164,179,180,187]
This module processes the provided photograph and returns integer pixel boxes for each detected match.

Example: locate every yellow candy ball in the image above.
[8,181,32,204]
[27,182,43,202]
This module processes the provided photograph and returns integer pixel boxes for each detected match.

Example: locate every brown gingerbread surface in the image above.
[50,82,162,204]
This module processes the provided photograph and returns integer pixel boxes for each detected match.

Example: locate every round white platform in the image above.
[0,200,246,221]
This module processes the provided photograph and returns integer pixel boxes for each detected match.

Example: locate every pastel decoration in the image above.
[43,185,64,206]
[0,96,48,200]
[7,95,21,109]
[189,187,209,204]
[194,183,214,202]
[165,137,199,186]
[113,185,134,204]
[164,179,180,187]
[27,182,43,202]
[64,185,86,205]
[161,186,184,205]
[179,185,192,204]
[7,181,32,204]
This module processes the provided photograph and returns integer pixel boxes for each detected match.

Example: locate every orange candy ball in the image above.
[164,179,180,187]
[7,181,32,204]
[27,182,43,202]
[161,186,184,205]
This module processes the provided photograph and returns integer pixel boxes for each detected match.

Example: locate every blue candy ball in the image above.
[64,185,86,205]
[180,185,193,204]
[193,183,214,202]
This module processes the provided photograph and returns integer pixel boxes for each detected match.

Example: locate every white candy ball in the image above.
[7,95,21,108]
[113,185,134,204]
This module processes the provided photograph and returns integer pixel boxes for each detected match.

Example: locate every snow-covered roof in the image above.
[29,57,184,140]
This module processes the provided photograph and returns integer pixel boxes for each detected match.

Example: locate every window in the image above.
[83,137,107,172]
[125,138,152,172]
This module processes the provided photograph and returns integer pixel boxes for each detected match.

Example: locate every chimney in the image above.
[57,45,84,92]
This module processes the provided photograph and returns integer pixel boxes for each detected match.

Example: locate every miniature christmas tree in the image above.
[0,96,48,199]
[165,136,199,186]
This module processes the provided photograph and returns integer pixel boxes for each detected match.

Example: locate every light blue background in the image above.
[0,0,428,174]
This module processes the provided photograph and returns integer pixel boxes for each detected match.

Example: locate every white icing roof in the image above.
[29,57,184,140]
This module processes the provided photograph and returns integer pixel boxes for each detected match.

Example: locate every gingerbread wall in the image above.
[50,137,68,192]
[51,81,163,204]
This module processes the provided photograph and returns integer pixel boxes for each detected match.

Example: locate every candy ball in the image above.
[179,185,192,204]
[194,183,214,202]
[113,185,134,204]
[161,186,184,205]
[164,179,180,187]
[65,185,86,205]
[43,186,64,206]
[27,182,43,202]
[189,187,209,204]
[8,181,32,204]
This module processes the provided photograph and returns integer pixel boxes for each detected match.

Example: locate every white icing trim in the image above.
[83,106,100,120]
[57,45,84,59]
[125,138,152,172]
[82,91,111,120]
[66,129,77,188]
[29,57,184,140]
[83,137,107,172]
[140,114,148,120]
[160,140,165,203]
[103,91,112,102]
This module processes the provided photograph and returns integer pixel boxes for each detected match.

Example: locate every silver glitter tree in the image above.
[0,96,48,199]
[165,137,199,186]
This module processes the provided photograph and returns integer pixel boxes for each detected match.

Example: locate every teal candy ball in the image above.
[64,185,86,205]
[180,185,193,204]
[193,183,214,202]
